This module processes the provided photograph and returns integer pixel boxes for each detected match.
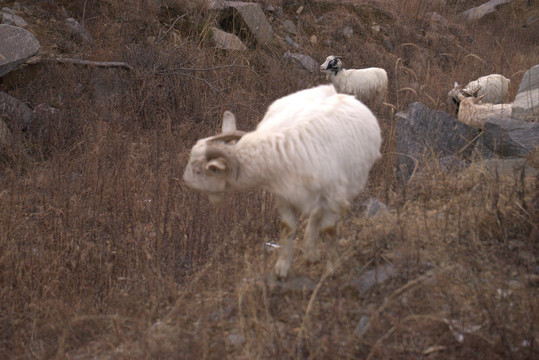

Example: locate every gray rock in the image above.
[0,117,10,146]
[396,102,479,182]
[284,35,300,48]
[0,90,33,130]
[226,332,245,346]
[225,1,273,45]
[460,0,511,22]
[211,27,246,51]
[512,64,539,121]
[342,26,353,38]
[348,263,397,294]
[482,118,539,158]
[282,19,296,35]
[355,315,370,337]
[0,24,40,78]
[364,197,388,218]
[268,274,316,294]
[65,18,93,44]
[2,12,27,27]
[472,158,539,178]
[283,51,317,72]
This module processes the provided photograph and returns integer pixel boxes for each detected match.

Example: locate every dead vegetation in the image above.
[1,0,538,359]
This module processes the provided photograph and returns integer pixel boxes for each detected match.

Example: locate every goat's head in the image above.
[183,111,244,204]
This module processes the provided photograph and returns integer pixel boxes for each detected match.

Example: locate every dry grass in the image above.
[1,0,538,359]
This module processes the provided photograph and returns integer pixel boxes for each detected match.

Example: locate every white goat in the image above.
[319,55,388,106]
[183,85,382,279]
[448,74,510,114]
[457,93,513,128]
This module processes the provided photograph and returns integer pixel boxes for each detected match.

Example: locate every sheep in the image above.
[319,55,388,106]
[183,84,382,279]
[457,93,513,128]
[447,74,511,114]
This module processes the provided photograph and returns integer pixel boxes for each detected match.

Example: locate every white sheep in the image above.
[319,55,388,106]
[183,85,382,279]
[457,93,513,128]
[447,74,510,114]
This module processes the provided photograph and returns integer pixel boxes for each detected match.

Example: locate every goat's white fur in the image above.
[183,85,382,279]
[457,93,513,128]
[320,55,388,106]
[448,74,511,111]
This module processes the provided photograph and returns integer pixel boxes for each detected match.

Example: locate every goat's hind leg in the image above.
[304,206,322,263]
[274,199,297,279]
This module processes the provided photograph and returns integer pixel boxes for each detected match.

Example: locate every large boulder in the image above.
[0,24,40,78]
[512,64,539,121]
[395,102,479,182]
[222,1,273,45]
[482,118,539,158]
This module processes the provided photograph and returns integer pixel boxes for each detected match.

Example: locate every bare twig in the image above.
[27,57,135,72]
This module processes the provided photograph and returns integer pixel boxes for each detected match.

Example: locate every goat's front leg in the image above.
[274,199,296,279]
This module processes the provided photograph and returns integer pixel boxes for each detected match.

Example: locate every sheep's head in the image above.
[320,55,343,75]
[183,111,244,205]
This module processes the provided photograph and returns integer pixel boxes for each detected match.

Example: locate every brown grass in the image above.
[1,0,538,359]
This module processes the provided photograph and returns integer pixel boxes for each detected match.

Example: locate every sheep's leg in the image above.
[274,199,296,279]
[304,206,322,263]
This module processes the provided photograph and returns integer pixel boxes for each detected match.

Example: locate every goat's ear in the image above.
[454,81,459,88]
[206,158,227,172]
[222,111,237,133]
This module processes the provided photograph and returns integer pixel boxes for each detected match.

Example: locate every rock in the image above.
[460,0,511,22]
[396,102,479,182]
[355,315,370,337]
[284,35,300,48]
[364,197,388,218]
[472,158,538,178]
[65,18,93,44]
[0,118,10,146]
[282,19,296,35]
[267,274,316,294]
[226,332,245,346]
[348,263,397,294]
[2,12,27,27]
[0,90,33,130]
[224,1,274,45]
[512,64,539,121]
[482,118,539,158]
[283,51,318,72]
[342,26,353,38]
[211,27,246,51]
[0,24,40,78]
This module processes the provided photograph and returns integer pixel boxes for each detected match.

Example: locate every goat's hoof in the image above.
[305,249,321,264]
[274,260,290,280]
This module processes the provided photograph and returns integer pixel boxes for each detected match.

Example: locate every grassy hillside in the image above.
[1,0,537,359]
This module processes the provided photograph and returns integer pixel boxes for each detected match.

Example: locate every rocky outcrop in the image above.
[0,24,40,77]
[512,64,539,121]
[0,90,33,130]
[396,102,479,182]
